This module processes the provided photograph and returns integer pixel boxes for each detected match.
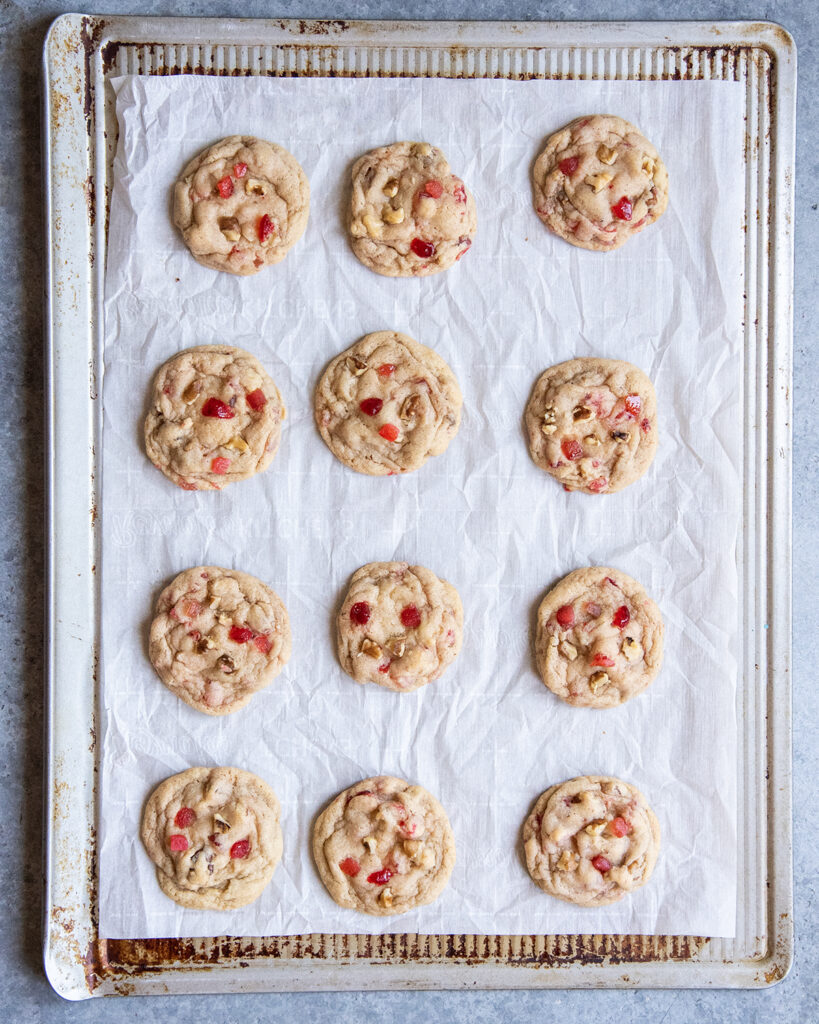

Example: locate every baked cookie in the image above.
[173,135,309,275]
[532,115,668,251]
[144,345,285,491]
[149,566,291,715]
[315,331,462,476]
[524,357,658,494]
[348,141,476,276]
[535,567,663,708]
[337,562,463,692]
[312,775,456,916]
[523,775,660,907]
[141,766,283,910]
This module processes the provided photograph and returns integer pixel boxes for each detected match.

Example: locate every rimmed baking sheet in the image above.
[43,16,794,997]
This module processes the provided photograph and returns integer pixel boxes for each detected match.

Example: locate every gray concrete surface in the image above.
[2,0,815,1019]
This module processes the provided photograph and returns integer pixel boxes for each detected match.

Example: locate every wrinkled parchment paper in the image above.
[99,75,744,939]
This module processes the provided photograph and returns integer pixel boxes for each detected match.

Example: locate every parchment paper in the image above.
[99,74,744,939]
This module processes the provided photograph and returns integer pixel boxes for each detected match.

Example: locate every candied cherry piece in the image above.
[339,857,360,877]
[174,807,196,828]
[233,162,248,178]
[591,854,611,873]
[359,397,383,416]
[350,602,371,626]
[169,834,189,852]
[229,625,255,644]
[366,867,393,885]
[377,662,391,674]
[210,457,230,475]
[410,238,436,259]
[612,605,630,629]
[201,397,235,419]
[230,839,251,859]
[586,602,602,617]
[258,214,274,243]
[558,156,580,176]
[246,388,267,411]
[400,604,422,629]
[379,423,399,442]
[555,605,575,628]
[216,175,234,199]
[422,179,443,199]
[591,653,615,668]
[588,477,608,493]
[377,364,396,378]
[640,417,651,433]
[561,438,583,461]
[253,633,272,655]
[453,183,467,203]
[610,816,631,837]
[611,196,633,221]
[624,394,642,416]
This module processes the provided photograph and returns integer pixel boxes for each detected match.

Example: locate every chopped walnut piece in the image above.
[345,356,367,376]
[383,179,399,198]
[360,638,382,659]
[217,654,236,674]
[362,213,383,238]
[559,640,578,661]
[557,848,579,872]
[586,171,613,193]
[244,177,268,196]
[585,819,606,836]
[400,395,421,421]
[584,434,601,447]
[403,838,423,859]
[362,835,378,854]
[181,380,202,404]
[212,813,231,834]
[379,887,394,908]
[573,405,594,422]
[386,637,406,658]
[382,205,405,224]
[621,636,644,661]
[589,670,609,693]
[218,216,241,241]
[597,143,617,165]
[225,436,250,453]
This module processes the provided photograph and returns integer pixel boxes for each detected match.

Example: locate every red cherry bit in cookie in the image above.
[422,179,443,198]
[559,156,580,176]
[233,162,247,178]
[561,438,583,461]
[612,605,630,629]
[174,807,196,828]
[400,604,422,629]
[350,602,371,626]
[230,839,251,859]
[611,196,633,221]
[339,857,360,877]
[410,238,436,259]
[591,854,611,873]
[216,175,234,199]
[556,604,575,628]
[625,394,642,416]
[591,653,615,668]
[258,214,274,243]
[201,397,235,419]
[377,364,396,377]
[169,834,189,852]
[210,457,230,474]
[379,423,399,442]
[253,634,272,655]
[246,388,267,411]
[609,816,632,837]
[366,867,393,885]
[229,625,255,644]
[360,397,383,416]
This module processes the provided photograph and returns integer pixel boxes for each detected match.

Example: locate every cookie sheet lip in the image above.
[535,566,664,708]
[144,344,285,491]
[312,775,456,916]
[337,561,464,692]
[173,134,310,275]
[524,356,658,494]
[141,766,283,911]
[314,330,462,476]
[522,775,660,907]
[532,114,669,252]
[348,140,477,277]
[148,565,292,716]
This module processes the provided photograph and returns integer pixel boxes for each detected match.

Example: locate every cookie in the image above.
[144,345,285,491]
[532,115,668,251]
[315,331,462,476]
[535,567,663,708]
[149,566,291,715]
[173,135,309,275]
[141,766,283,910]
[348,141,476,276]
[524,357,658,494]
[522,775,660,907]
[312,775,456,916]
[337,562,463,692]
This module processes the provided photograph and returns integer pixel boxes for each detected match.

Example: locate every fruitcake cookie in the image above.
[532,115,668,251]
[144,345,285,491]
[141,766,283,910]
[337,562,463,692]
[524,357,658,494]
[315,331,462,476]
[173,135,309,275]
[522,775,660,907]
[348,141,476,276]
[312,775,456,916]
[535,567,663,708]
[149,566,291,715]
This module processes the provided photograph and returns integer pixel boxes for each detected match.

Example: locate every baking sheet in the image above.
[98,74,744,940]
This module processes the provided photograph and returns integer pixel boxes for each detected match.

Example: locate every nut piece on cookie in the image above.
[535,566,663,708]
[312,775,456,915]
[532,114,668,251]
[173,135,309,275]
[337,561,463,693]
[348,141,477,277]
[522,775,660,906]
[144,344,285,492]
[524,357,658,495]
[314,330,462,477]
[141,766,283,909]
[149,565,291,715]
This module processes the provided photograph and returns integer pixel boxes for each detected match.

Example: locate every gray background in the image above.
[3,0,814,1019]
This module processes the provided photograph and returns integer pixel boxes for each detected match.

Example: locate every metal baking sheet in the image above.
[43,15,795,997]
